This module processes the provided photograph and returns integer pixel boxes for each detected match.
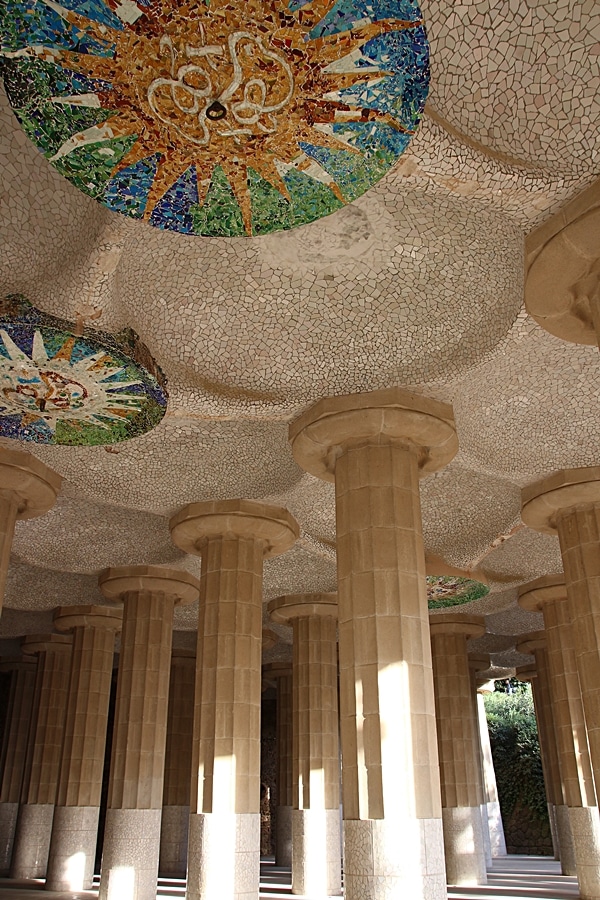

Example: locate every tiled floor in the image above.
[0,857,580,900]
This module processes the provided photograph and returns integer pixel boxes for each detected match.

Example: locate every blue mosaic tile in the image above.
[0,295,168,446]
[0,0,429,236]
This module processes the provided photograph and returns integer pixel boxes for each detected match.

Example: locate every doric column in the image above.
[160,648,195,878]
[522,469,600,798]
[516,643,565,864]
[97,566,200,900]
[263,663,293,868]
[0,658,37,874]
[520,576,600,895]
[269,594,341,897]
[429,615,487,886]
[170,499,299,900]
[0,448,61,613]
[45,605,123,892]
[466,655,494,867]
[10,634,72,880]
[289,388,458,900]
[473,679,507,859]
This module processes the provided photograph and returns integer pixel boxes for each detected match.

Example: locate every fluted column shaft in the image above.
[45,608,121,892]
[276,672,293,867]
[0,494,18,610]
[475,691,507,858]
[558,504,600,786]
[189,535,264,900]
[170,499,298,900]
[11,636,72,879]
[0,450,61,613]
[293,615,340,897]
[98,589,174,900]
[519,574,600,893]
[0,660,36,874]
[335,440,445,899]
[430,627,487,885]
[268,596,342,899]
[159,649,195,877]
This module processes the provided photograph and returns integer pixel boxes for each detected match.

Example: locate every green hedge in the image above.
[484,686,547,821]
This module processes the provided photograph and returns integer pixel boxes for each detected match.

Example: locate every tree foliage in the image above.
[484,686,548,824]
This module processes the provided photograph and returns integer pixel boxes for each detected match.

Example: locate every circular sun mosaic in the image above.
[0,0,429,237]
[0,295,167,445]
[426,576,489,610]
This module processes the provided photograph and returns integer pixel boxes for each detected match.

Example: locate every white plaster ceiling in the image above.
[1,0,599,666]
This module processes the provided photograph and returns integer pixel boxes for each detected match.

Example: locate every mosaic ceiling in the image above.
[0,0,429,235]
[0,294,167,444]
[1,0,600,667]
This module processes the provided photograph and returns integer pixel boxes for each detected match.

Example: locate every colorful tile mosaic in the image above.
[0,295,167,445]
[0,0,429,236]
[426,576,489,610]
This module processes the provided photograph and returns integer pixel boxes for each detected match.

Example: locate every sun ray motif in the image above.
[0,296,168,445]
[0,0,430,236]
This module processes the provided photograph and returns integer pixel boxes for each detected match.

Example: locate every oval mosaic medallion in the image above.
[427,576,489,611]
[0,0,429,236]
[0,295,167,445]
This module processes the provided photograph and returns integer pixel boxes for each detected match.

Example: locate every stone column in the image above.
[289,388,458,900]
[269,594,341,897]
[0,658,37,874]
[522,470,600,796]
[474,681,507,859]
[10,634,72,880]
[520,576,600,895]
[263,663,293,868]
[97,566,200,900]
[45,605,123,892]
[466,655,494,868]
[0,448,61,613]
[429,615,487,886]
[160,648,195,878]
[170,499,299,900]
[516,645,565,863]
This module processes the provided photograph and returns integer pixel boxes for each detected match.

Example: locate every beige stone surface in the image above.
[0,659,36,874]
[525,178,600,346]
[46,606,122,892]
[289,387,458,481]
[98,568,194,900]
[268,593,341,897]
[430,617,487,885]
[11,635,72,879]
[179,501,298,900]
[291,393,447,900]
[159,649,195,878]
[170,499,299,559]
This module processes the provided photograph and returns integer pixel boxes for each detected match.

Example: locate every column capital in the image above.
[516,663,537,682]
[262,628,278,651]
[288,387,457,482]
[21,633,72,656]
[521,466,600,534]
[516,631,547,655]
[262,661,292,680]
[0,656,36,674]
[525,176,600,346]
[0,447,61,519]
[518,574,567,611]
[429,613,485,640]
[268,592,338,624]
[98,565,200,606]
[170,498,299,558]
[171,647,196,660]
[468,652,491,673]
[53,604,123,633]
